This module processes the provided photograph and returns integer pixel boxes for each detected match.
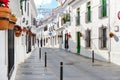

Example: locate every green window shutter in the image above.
[77,32,81,53]
[20,0,23,15]
[102,0,107,17]
[87,6,91,22]
[77,11,80,25]
[78,11,80,17]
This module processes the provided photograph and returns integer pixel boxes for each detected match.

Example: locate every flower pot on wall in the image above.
[109,32,114,38]
[23,27,27,32]
[14,25,22,37]
[8,14,17,30]
[0,7,11,30]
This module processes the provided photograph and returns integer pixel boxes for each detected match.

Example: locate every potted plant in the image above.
[26,29,32,35]
[80,32,82,37]
[9,14,17,30]
[109,32,114,38]
[14,25,22,37]
[67,33,71,38]
[23,27,27,32]
[0,0,11,30]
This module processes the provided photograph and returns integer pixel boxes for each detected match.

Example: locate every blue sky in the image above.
[34,0,58,19]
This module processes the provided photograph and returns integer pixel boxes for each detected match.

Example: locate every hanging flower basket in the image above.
[58,35,62,38]
[8,14,17,30]
[32,33,36,36]
[14,25,22,37]
[0,0,11,30]
[67,33,71,38]
[0,7,11,30]
[23,27,27,32]
[80,32,82,37]
[26,29,32,34]
[109,32,114,38]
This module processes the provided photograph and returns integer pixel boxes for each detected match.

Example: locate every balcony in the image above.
[99,4,108,18]
[61,13,71,26]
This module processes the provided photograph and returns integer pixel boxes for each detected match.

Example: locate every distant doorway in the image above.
[76,32,81,54]
[65,33,69,49]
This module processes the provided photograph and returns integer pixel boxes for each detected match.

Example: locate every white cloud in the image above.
[34,0,52,6]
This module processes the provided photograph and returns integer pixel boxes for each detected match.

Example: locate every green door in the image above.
[77,32,81,54]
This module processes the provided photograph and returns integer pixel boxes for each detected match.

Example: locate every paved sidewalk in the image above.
[15,48,57,80]
[15,48,120,80]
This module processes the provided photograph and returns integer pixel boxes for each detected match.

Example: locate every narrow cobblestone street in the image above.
[15,48,120,80]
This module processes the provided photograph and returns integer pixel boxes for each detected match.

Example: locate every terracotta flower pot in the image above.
[14,25,22,37]
[80,32,82,37]
[23,27,27,32]
[109,32,114,38]
[9,14,17,30]
[0,7,11,30]
[15,31,22,37]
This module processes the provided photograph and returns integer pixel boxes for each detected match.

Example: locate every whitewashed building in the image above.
[57,0,120,65]
[40,0,120,65]
[0,0,37,80]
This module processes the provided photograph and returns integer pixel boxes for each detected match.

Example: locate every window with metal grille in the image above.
[99,27,107,49]
[76,8,80,26]
[85,29,91,48]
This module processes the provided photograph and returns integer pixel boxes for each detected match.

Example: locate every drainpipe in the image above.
[108,0,111,63]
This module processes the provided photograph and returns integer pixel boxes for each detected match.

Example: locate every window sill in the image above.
[99,16,108,19]
[99,48,108,50]
[85,47,91,49]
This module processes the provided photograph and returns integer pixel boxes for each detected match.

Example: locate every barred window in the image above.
[99,27,107,49]
[85,29,91,48]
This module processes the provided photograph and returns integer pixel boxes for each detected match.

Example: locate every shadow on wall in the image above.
[68,39,109,62]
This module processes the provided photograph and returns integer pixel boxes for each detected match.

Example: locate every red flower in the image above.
[0,0,9,7]
[66,33,71,38]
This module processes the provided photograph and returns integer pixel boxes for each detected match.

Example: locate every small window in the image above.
[85,1,91,23]
[27,2,29,16]
[76,8,80,26]
[99,27,107,49]
[85,29,91,48]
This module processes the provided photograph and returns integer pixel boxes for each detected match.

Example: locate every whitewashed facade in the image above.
[40,0,120,65]
[0,0,37,80]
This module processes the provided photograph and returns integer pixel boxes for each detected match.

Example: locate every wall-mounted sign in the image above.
[118,11,120,20]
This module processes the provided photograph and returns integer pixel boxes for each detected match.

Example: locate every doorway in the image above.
[77,32,81,54]
[8,30,14,79]
[64,33,69,49]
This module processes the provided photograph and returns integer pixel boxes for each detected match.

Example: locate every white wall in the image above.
[110,0,120,65]
[0,31,8,80]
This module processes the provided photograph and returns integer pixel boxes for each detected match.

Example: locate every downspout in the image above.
[108,0,111,63]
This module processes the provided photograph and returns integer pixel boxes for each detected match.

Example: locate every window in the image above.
[24,0,27,12]
[85,2,91,23]
[66,13,71,22]
[102,0,107,17]
[99,0,107,18]
[27,2,29,16]
[85,29,91,48]
[76,8,80,26]
[44,26,48,31]
[99,27,107,49]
